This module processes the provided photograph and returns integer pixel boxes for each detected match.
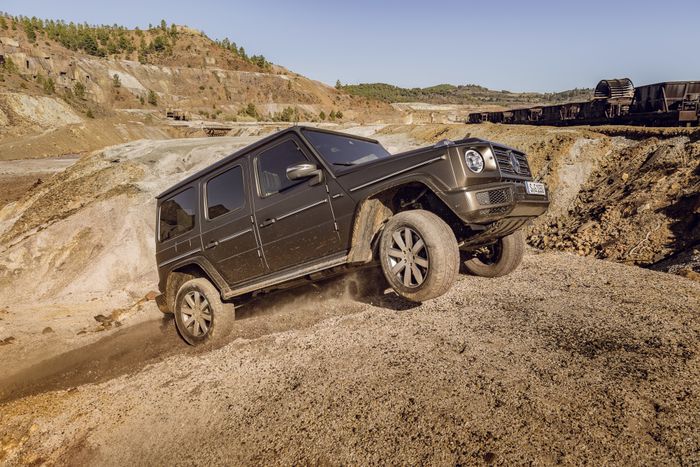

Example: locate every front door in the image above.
[200,159,267,285]
[252,136,340,272]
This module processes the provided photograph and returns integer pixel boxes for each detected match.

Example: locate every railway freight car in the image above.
[468,79,700,127]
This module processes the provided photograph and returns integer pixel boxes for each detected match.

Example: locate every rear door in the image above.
[200,158,267,285]
[252,136,341,272]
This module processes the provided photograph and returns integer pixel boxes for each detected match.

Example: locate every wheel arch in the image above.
[162,257,230,312]
[347,180,467,264]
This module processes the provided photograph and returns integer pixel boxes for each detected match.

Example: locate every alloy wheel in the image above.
[180,290,212,337]
[386,227,429,288]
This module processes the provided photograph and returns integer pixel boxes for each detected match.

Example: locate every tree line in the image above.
[0,13,272,71]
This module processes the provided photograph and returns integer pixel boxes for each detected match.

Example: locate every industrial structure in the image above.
[468,79,700,127]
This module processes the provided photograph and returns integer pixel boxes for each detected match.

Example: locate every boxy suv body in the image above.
[155,126,549,344]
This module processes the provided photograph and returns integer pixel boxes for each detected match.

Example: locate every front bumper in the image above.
[443,181,550,225]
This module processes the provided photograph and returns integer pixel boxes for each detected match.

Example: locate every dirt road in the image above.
[1,251,698,465]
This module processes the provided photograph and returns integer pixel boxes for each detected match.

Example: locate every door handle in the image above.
[204,240,219,249]
[259,218,276,228]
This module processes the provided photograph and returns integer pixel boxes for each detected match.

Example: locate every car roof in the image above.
[156,125,381,200]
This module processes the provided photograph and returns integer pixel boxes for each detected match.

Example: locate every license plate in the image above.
[525,181,546,196]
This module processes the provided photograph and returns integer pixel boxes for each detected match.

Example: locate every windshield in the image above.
[302,129,391,171]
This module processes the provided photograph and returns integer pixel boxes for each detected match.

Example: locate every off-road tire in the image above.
[462,229,525,278]
[379,210,459,302]
[174,278,234,346]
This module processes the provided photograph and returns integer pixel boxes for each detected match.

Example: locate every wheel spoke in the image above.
[391,259,407,275]
[194,291,201,309]
[414,256,429,268]
[201,310,212,321]
[185,294,195,309]
[199,319,209,334]
[388,248,404,258]
[184,316,195,328]
[193,320,201,336]
[411,264,424,284]
[403,264,412,286]
[404,228,413,249]
[412,238,425,254]
[392,231,406,250]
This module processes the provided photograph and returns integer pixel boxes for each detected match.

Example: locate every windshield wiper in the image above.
[331,162,357,166]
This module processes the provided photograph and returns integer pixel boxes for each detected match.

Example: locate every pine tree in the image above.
[23,20,36,42]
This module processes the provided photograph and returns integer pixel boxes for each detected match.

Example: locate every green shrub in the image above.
[2,57,17,74]
[43,76,55,94]
[147,90,158,106]
[239,103,259,120]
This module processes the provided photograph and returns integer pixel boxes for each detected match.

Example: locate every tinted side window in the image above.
[257,140,307,196]
[206,166,245,220]
[159,188,196,242]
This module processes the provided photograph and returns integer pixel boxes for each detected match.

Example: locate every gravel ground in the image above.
[1,251,698,465]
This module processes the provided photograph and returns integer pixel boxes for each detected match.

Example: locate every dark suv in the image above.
[155,127,549,344]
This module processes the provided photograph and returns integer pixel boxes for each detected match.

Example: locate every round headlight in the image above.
[464,149,484,173]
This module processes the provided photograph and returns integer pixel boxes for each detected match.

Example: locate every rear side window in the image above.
[159,188,196,242]
[257,140,307,196]
[206,166,245,220]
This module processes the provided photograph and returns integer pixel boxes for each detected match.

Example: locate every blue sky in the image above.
[2,0,699,92]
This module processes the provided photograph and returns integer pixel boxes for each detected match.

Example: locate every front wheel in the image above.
[379,210,459,302]
[461,229,525,278]
[174,277,234,345]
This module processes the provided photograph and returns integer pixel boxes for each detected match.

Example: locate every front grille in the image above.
[493,147,532,177]
[476,188,512,205]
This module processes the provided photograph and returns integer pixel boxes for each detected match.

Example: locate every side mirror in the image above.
[286,162,323,185]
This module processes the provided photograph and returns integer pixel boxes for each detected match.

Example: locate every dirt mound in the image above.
[529,136,700,273]
[0,92,82,127]
[0,137,259,313]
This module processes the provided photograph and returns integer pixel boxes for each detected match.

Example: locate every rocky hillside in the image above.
[0,14,401,142]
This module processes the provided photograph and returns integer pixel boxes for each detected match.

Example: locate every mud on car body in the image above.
[155,126,549,344]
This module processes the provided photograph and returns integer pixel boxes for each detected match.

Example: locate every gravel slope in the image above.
[1,251,698,465]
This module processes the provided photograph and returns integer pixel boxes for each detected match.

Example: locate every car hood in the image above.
[333,143,454,197]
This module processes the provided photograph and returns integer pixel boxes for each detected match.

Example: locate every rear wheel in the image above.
[379,210,459,302]
[462,229,525,278]
[174,278,234,345]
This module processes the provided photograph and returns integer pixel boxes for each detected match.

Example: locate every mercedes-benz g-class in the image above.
[155,127,549,344]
